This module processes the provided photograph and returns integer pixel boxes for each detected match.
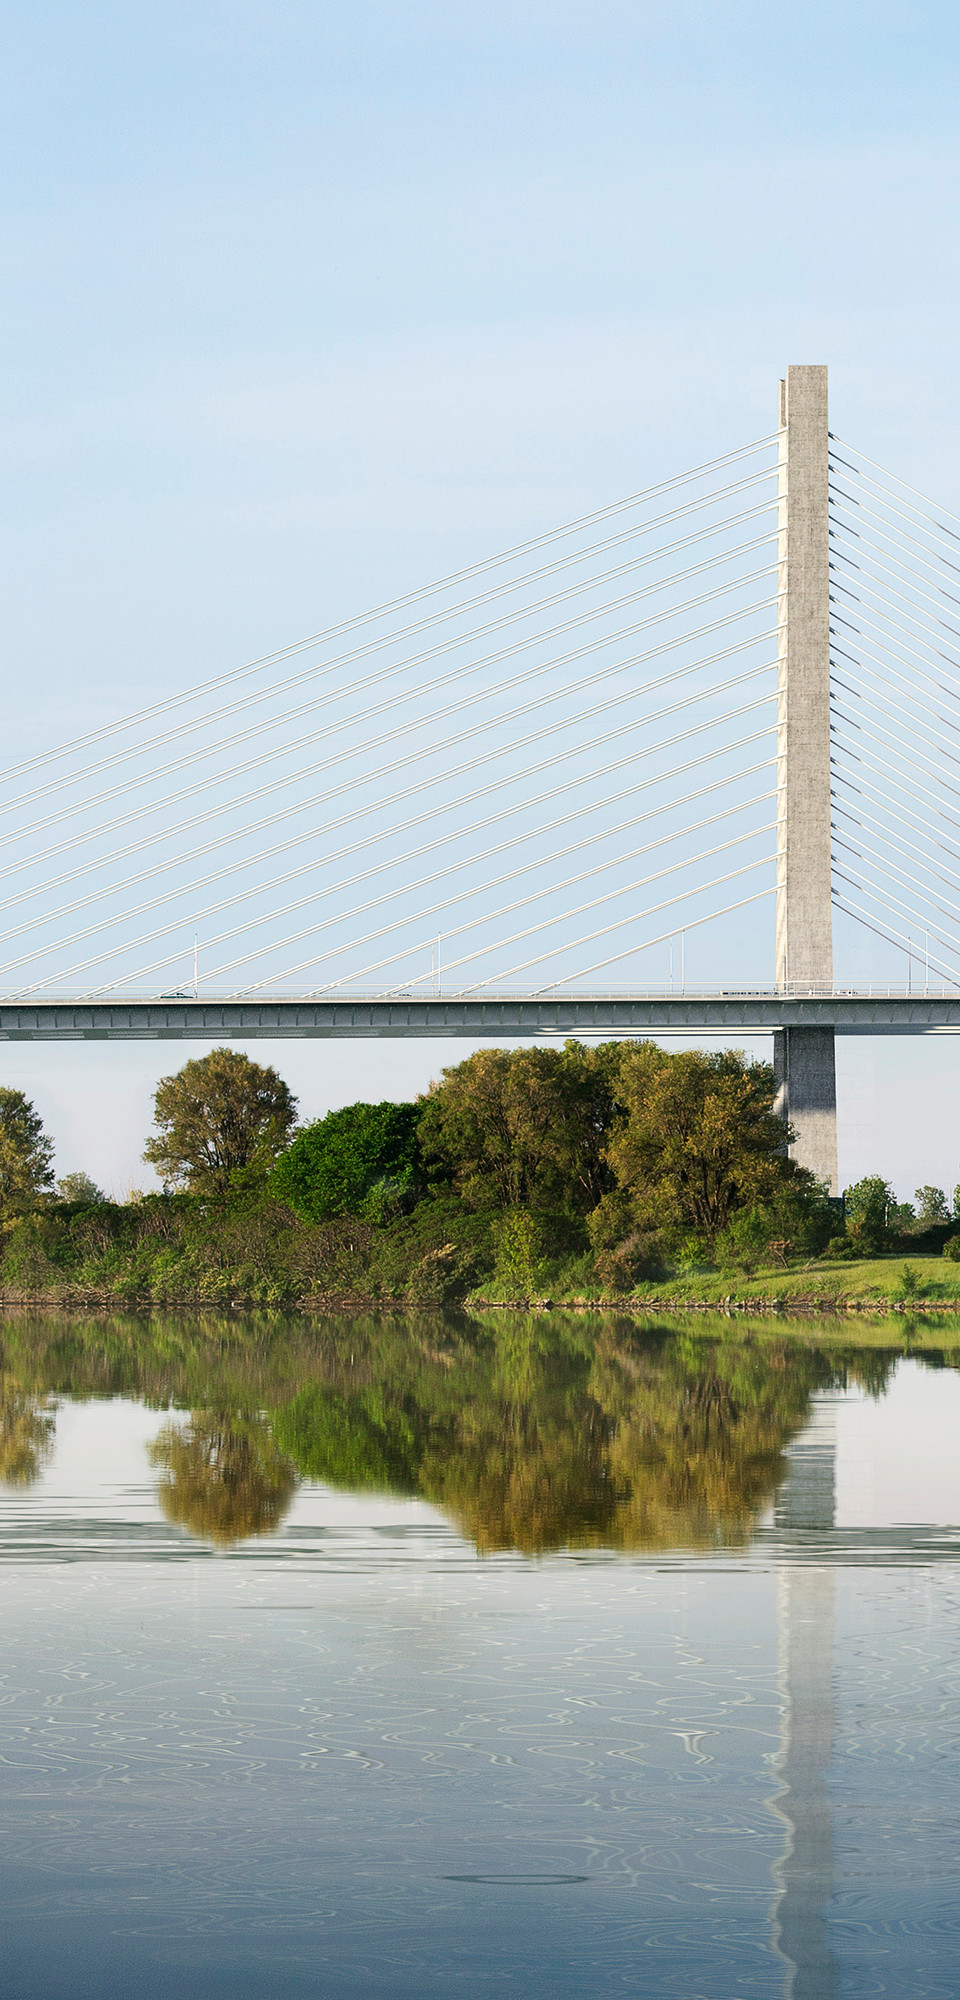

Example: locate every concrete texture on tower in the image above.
[774,368,838,1194]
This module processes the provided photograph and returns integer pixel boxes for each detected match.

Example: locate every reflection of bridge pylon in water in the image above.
[770,1396,839,1999]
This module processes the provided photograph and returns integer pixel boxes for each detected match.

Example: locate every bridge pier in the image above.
[774,1026,838,1194]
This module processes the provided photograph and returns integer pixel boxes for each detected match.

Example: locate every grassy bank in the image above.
[494,1254,960,1313]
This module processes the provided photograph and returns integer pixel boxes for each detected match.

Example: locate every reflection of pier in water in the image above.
[771,1398,838,1999]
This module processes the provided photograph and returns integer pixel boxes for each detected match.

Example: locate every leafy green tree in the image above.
[271,1099,422,1221]
[843,1175,895,1250]
[56,1171,106,1204]
[417,1041,618,1213]
[0,1088,55,1222]
[600,1043,821,1248]
[915,1185,950,1225]
[143,1048,298,1197]
[886,1199,916,1231]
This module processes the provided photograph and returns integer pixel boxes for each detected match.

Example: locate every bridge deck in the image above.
[2,991,960,1039]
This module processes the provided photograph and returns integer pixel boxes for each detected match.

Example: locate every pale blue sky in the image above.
[3,1,960,1195]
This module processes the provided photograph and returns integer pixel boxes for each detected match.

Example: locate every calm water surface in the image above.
[2,1309,960,1998]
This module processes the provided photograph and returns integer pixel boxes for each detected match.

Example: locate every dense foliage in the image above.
[417,1043,618,1213]
[0,1088,55,1222]
[0,1037,945,1301]
[143,1047,299,1196]
[270,1099,424,1221]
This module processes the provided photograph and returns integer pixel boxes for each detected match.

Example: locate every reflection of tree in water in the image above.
[597,1334,825,1550]
[423,1322,616,1554]
[149,1411,297,1546]
[273,1318,837,1556]
[0,1311,926,1555]
[0,1377,56,1486]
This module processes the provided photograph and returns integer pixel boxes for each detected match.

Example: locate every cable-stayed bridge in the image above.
[4,363,960,1194]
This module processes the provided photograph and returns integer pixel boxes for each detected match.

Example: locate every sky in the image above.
[3,0,960,1196]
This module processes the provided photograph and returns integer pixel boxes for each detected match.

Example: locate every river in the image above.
[2,1309,958,1997]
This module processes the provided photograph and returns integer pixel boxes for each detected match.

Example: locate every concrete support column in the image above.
[774,1025,838,1194]
[777,366,833,992]
[775,367,837,1191]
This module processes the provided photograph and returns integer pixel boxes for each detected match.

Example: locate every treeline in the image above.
[0,1040,845,1303]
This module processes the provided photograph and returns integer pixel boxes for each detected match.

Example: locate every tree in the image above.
[0,1088,55,1222]
[843,1175,895,1250]
[417,1042,618,1213]
[886,1198,916,1231]
[600,1043,822,1248]
[915,1185,950,1226]
[271,1099,422,1221]
[143,1048,298,1197]
[56,1171,106,1205]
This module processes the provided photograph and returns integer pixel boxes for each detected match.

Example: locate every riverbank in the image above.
[4,1252,960,1314]
[2,1188,957,1314]
[514,1254,960,1313]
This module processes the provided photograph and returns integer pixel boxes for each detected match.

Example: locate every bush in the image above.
[404,1244,479,1305]
[675,1233,713,1273]
[492,1211,544,1300]
[825,1234,857,1260]
[943,1236,960,1262]
[594,1231,667,1293]
[270,1101,423,1222]
[895,1263,923,1299]
[716,1206,776,1274]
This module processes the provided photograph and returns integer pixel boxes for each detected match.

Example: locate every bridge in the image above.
[4,364,960,1195]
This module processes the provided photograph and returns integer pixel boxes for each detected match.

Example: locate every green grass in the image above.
[468,1252,960,1311]
[616,1253,960,1309]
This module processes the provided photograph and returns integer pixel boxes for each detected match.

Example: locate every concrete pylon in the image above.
[774,367,838,1195]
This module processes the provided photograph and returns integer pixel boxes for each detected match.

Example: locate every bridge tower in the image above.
[772,366,838,1195]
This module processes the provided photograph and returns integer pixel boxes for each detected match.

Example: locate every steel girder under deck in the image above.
[2,992,960,1041]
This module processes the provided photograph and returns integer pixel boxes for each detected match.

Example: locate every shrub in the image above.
[594,1231,667,1293]
[404,1244,479,1305]
[943,1236,960,1262]
[271,1101,423,1222]
[895,1263,923,1299]
[675,1232,713,1273]
[825,1234,857,1260]
[716,1206,776,1274]
[492,1211,544,1300]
